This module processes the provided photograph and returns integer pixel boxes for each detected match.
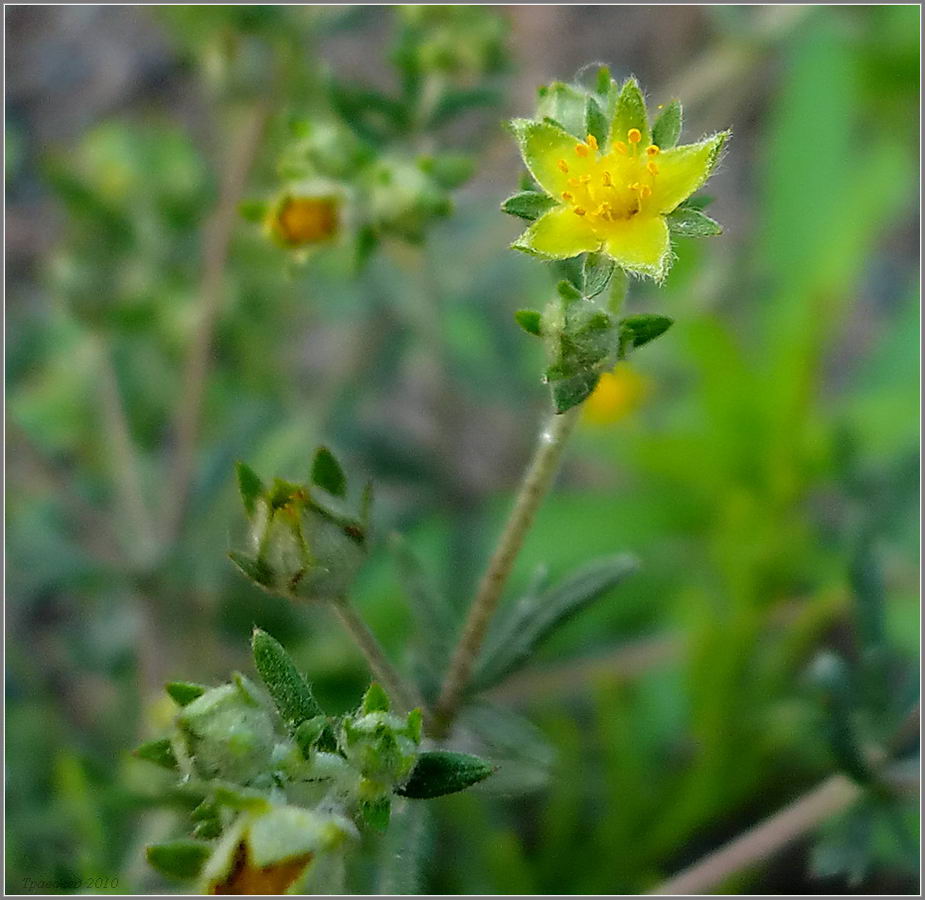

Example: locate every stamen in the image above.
[640,185,652,198]
[557,159,569,173]
[613,141,628,155]
[647,161,659,175]
[630,182,641,191]
[601,171,612,187]
[586,133,599,151]
[573,207,587,216]
[646,145,660,156]
[561,191,573,201]
[568,177,580,187]
[579,174,591,184]
[627,128,642,144]
[575,143,589,157]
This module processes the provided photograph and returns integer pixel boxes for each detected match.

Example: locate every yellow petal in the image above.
[583,365,650,425]
[604,215,670,275]
[513,118,594,198]
[515,205,601,259]
[650,131,729,214]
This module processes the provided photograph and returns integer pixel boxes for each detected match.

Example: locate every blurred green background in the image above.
[5,5,919,894]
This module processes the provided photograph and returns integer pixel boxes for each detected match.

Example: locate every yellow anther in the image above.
[640,184,652,198]
[601,171,612,187]
[586,133,599,151]
[574,207,587,216]
[561,191,574,201]
[627,128,642,144]
[557,159,569,173]
[630,182,641,192]
[579,174,591,184]
[568,177,580,187]
[575,143,589,157]
[647,161,659,175]
[613,141,628,155]
[646,145,660,156]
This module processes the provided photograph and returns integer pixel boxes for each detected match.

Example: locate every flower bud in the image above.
[265,189,342,249]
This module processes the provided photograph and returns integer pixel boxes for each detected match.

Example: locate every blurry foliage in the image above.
[5,4,919,895]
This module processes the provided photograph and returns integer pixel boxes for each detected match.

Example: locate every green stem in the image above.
[329,600,422,713]
[429,404,581,737]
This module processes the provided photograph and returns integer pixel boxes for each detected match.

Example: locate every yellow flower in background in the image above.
[266,192,341,248]
[583,363,651,425]
[511,77,729,280]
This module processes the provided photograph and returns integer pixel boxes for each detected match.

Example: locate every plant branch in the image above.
[329,600,422,714]
[429,404,581,737]
[161,99,272,543]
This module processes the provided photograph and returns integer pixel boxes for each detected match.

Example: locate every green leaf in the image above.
[595,65,613,98]
[550,371,599,414]
[585,96,609,146]
[146,840,212,881]
[473,553,639,690]
[295,715,337,756]
[609,267,629,315]
[228,551,273,589]
[251,628,324,730]
[212,782,272,812]
[610,77,650,148]
[165,681,207,706]
[361,681,391,713]
[514,309,543,336]
[133,738,178,770]
[398,750,494,799]
[652,99,682,149]
[556,280,583,303]
[235,462,264,518]
[619,314,673,352]
[581,253,615,299]
[536,81,587,138]
[361,796,391,832]
[310,446,347,497]
[666,207,723,237]
[405,708,423,743]
[500,190,557,221]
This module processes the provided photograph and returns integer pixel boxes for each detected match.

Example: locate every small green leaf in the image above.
[551,371,600,413]
[228,551,273,589]
[405,708,423,743]
[595,65,613,97]
[501,190,557,221]
[310,446,347,497]
[362,796,391,832]
[165,681,207,706]
[398,751,495,799]
[581,253,615,299]
[536,81,587,138]
[585,96,608,146]
[192,819,222,840]
[652,99,682,149]
[146,840,212,881]
[191,799,219,822]
[514,309,543,336]
[133,738,178,770]
[556,280,583,303]
[236,462,264,517]
[666,207,723,237]
[361,682,391,714]
[619,314,673,350]
[610,77,650,148]
[294,715,329,757]
[251,628,324,730]
[677,194,713,211]
[609,267,629,315]
[212,782,272,812]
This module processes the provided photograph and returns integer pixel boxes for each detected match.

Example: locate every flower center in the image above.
[557,130,661,231]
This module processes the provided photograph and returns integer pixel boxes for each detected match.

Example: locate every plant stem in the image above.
[429,404,581,737]
[161,99,271,543]
[329,600,422,713]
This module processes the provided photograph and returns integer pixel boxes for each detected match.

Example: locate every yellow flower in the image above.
[511,78,729,280]
[266,192,340,248]
[583,364,650,425]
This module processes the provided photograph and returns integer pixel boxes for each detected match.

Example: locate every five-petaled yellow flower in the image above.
[511,78,729,280]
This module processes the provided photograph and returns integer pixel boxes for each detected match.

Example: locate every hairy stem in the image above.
[161,100,272,543]
[429,405,581,737]
[329,600,422,713]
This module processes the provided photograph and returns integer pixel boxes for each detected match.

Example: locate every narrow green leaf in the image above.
[500,190,557,221]
[610,77,650,148]
[652,99,682,149]
[236,462,264,517]
[228,551,273,589]
[581,253,615,299]
[251,628,324,730]
[146,840,212,881]
[310,446,347,497]
[473,554,639,690]
[361,681,390,713]
[165,681,207,706]
[619,314,673,350]
[398,750,494,799]
[585,96,609,147]
[133,738,178,770]
[666,207,723,237]
[514,309,543,336]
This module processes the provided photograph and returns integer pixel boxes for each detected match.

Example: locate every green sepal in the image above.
[397,750,495,799]
[212,782,272,812]
[133,737,178,770]
[361,796,391,833]
[166,681,207,706]
[652,99,682,149]
[251,628,324,730]
[192,819,222,840]
[232,671,263,706]
[666,207,723,236]
[595,65,612,97]
[146,840,212,881]
[618,314,673,354]
[228,551,274,590]
[585,96,608,146]
[514,309,543,336]
[191,799,219,822]
[236,462,265,518]
[501,190,557,221]
[551,371,600,414]
[310,446,347,498]
[405,708,423,743]
[535,81,587,138]
[609,267,629,315]
[295,715,337,756]
[361,682,391,714]
[610,77,650,149]
[581,253,615,299]
[556,280,583,304]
